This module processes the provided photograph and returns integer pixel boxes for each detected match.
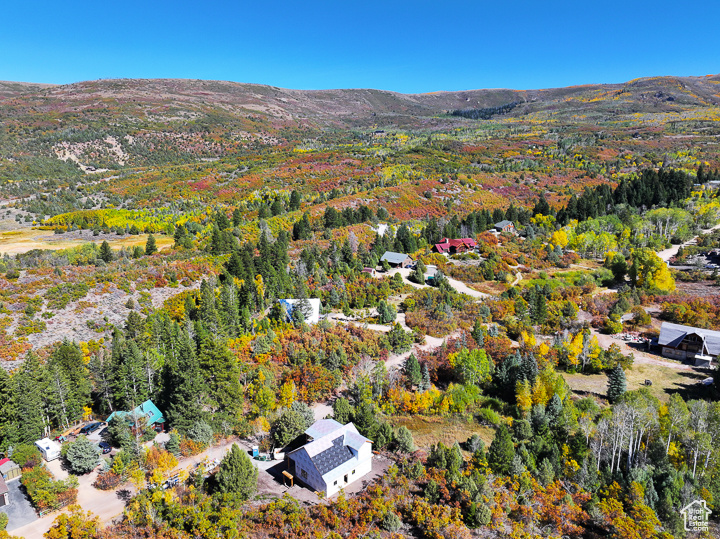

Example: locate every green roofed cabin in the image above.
[106,400,166,434]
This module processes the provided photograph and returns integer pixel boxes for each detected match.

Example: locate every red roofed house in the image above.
[433,237,477,255]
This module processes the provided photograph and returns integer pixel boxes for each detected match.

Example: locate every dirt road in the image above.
[13,438,238,539]
[657,223,720,262]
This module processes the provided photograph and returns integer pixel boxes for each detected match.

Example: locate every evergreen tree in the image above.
[395,426,415,453]
[290,401,315,430]
[272,410,306,447]
[232,208,243,227]
[99,241,113,263]
[65,435,101,474]
[198,336,243,427]
[163,330,206,433]
[165,431,181,456]
[215,444,258,500]
[403,354,422,388]
[606,365,627,403]
[289,190,301,211]
[332,397,353,424]
[352,400,379,440]
[14,353,48,443]
[487,425,515,476]
[0,368,16,450]
[145,234,158,255]
[419,363,431,392]
[471,319,484,346]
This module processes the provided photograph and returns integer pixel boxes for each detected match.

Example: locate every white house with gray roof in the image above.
[286,419,373,498]
[658,322,720,366]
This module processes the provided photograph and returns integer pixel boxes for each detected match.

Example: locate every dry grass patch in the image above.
[564,362,709,403]
[391,415,494,451]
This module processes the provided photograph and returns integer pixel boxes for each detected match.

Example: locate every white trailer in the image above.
[35,438,61,462]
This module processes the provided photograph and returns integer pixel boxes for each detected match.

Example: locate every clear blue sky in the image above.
[2,0,718,93]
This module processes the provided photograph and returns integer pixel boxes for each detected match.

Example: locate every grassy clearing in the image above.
[0,228,173,254]
[563,362,711,403]
[391,415,495,451]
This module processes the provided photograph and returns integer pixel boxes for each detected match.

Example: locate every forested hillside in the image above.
[0,75,719,539]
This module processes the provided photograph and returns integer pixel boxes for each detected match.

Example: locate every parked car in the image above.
[79,422,102,435]
[98,441,112,454]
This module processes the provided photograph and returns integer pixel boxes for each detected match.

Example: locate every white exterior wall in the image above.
[357,442,372,462]
[325,455,373,498]
[35,439,61,461]
[288,449,326,494]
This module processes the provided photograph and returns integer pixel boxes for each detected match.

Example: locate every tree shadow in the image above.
[116,489,133,502]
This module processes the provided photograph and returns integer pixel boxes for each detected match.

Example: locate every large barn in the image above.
[657,322,720,366]
[286,420,373,498]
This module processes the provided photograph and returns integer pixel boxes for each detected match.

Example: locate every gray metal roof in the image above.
[0,461,19,475]
[658,322,720,356]
[380,251,410,264]
[310,436,354,476]
[0,476,8,495]
[495,220,514,228]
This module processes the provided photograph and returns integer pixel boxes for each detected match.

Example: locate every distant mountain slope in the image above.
[2,74,719,125]
[0,74,718,176]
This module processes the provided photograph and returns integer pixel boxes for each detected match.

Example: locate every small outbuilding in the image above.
[0,459,21,482]
[380,251,413,268]
[494,220,516,234]
[34,438,61,462]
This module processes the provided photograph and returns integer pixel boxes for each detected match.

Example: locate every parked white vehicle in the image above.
[35,438,61,461]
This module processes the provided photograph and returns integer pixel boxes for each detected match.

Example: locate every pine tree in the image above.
[395,426,415,453]
[65,435,101,474]
[0,368,16,450]
[471,318,484,346]
[487,425,515,476]
[419,363,431,391]
[14,353,49,443]
[145,234,157,255]
[165,431,181,456]
[198,335,243,426]
[606,365,627,403]
[332,397,353,424]
[215,444,258,500]
[99,241,113,263]
[403,354,422,388]
[289,190,301,211]
[163,329,206,433]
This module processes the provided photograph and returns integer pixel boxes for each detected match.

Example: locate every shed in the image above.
[380,251,413,268]
[0,459,21,481]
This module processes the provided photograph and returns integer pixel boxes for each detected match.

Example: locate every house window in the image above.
[352,470,356,474]
[301,469,307,480]
[333,480,337,486]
